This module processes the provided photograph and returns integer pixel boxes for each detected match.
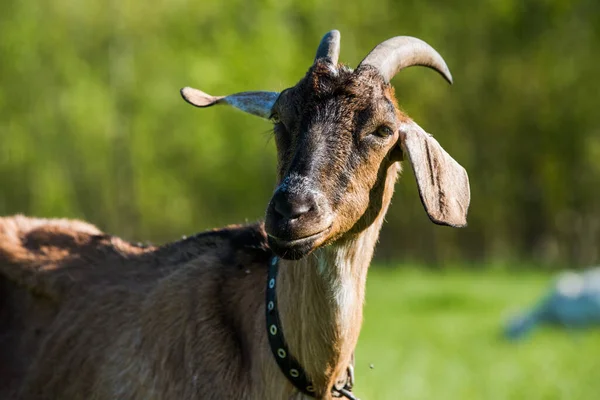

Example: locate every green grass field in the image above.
[354,268,600,400]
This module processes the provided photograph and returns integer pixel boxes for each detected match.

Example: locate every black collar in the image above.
[266,256,358,399]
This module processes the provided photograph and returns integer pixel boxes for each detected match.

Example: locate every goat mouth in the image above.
[266,227,331,260]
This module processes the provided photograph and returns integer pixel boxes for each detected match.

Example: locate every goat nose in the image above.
[272,191,317,220]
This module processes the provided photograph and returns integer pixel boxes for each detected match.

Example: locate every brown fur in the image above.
[0,216,278,399]
[0,47,468,399]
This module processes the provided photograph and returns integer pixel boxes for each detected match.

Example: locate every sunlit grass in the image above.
[355,267,600,400]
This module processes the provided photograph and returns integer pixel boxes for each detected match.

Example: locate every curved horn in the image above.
[314,30,340,64]
[358,36,453,84]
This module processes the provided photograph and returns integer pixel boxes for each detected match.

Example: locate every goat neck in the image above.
[272,162,400,397]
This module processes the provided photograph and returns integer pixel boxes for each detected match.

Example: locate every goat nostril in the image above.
[290,203,312,219]
[273,193,317,220]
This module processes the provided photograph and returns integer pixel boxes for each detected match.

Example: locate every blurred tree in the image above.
[0,0,599,267]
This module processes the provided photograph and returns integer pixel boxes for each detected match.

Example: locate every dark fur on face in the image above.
[265,61,407,259]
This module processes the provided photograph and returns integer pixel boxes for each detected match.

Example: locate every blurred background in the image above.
[1,0,600,398]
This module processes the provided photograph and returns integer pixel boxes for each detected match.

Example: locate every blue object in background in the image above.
[505,268,600,340]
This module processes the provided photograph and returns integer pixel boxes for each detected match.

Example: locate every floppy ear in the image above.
[399,121,470,227]
[180,87,279,119]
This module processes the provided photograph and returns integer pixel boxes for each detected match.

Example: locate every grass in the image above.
[354,267,600,400]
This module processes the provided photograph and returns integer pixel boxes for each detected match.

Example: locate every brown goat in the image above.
[0,31,470,399]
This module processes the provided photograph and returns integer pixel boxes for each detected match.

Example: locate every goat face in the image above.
[264,64,405,259]
[182,31,470,260]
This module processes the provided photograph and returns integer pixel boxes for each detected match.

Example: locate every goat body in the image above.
[0,215,276,399]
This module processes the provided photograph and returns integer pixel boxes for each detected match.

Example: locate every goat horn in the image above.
[358,36,453,84]
[314,30,340,64]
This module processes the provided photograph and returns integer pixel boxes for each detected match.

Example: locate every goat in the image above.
[0,30,470,399]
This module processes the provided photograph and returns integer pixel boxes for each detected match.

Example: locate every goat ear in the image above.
[180,87,279,119]
[399,121,470,227]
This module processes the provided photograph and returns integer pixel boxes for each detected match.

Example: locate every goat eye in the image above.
[374,126,394,138]
[270,113,281,124]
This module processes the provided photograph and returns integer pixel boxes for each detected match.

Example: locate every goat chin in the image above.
[266,229,330,260]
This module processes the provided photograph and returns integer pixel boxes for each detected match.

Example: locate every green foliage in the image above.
[356,267,600,399]
[1,0,599,265]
